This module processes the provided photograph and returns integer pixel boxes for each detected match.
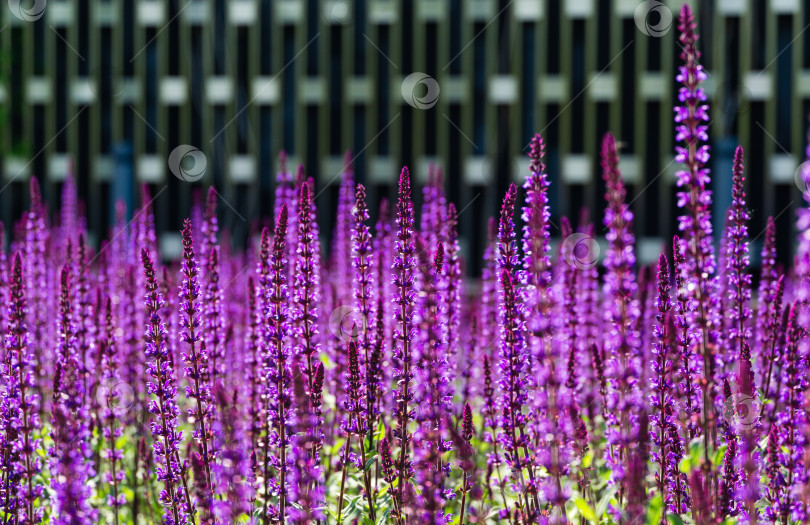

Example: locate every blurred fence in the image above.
[1,0,809,271]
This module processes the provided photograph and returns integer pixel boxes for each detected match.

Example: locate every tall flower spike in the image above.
[443,203,463,411]
[601,132,642,500]
[73,235,93,408]
[666,422,690,515]
[288,363,323,523]
[650,254,675,506]
[764,424,785,522]
[412,239,453,523]
[757,217,777,376]
[463,403,474,442]
[178,219,215,520]
[601,132,640,398]
[480,218,500,372]
[256,226,274,521]
[263,205,293,523]
[674,4,714,274]
[246,277,263,452]
[497,184,519,275]
[295,179,323,397]
[351,183,374,426]
[522,133,554,378]
[1,253,44,524]
[380,437,396,484]
[726,147,751,367]
[718,420,739,518]
[391,167,417,521]
[366,301,385,428]
[292,177,325,503]
[336,334,369,524]
[762,275,785,399]
[50,265,96,525]
[671,236,701,439]
[459,402,475,525]
[141,248,190,525]
[342,334,364,427]
[795,115,810,306]
[675,5,718,469]
[0,223,6,340]
[737,340,760,521]
[204,246,225,388]
[98,298,127,522]
[776,302,806,523]
[496,184,540,517]
[24,178,49,397]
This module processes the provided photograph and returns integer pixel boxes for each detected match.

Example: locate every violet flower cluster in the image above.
[0,5,809,525]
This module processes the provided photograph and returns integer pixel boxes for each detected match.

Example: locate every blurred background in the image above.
[1,0,809,274]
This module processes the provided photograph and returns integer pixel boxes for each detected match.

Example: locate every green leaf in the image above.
[689,440,702,465]
[331,437,347,455]
[408,477,422,495]
[572,494,597,523]
[345,495,360,515]
[364,455,378,471]
[582,449,594,469]
[646,494,664,525]
[666,513,686,525]
[596,483,619,518]
[713,445,727,467]
[679,455,691,474]
[376,508,392,525]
